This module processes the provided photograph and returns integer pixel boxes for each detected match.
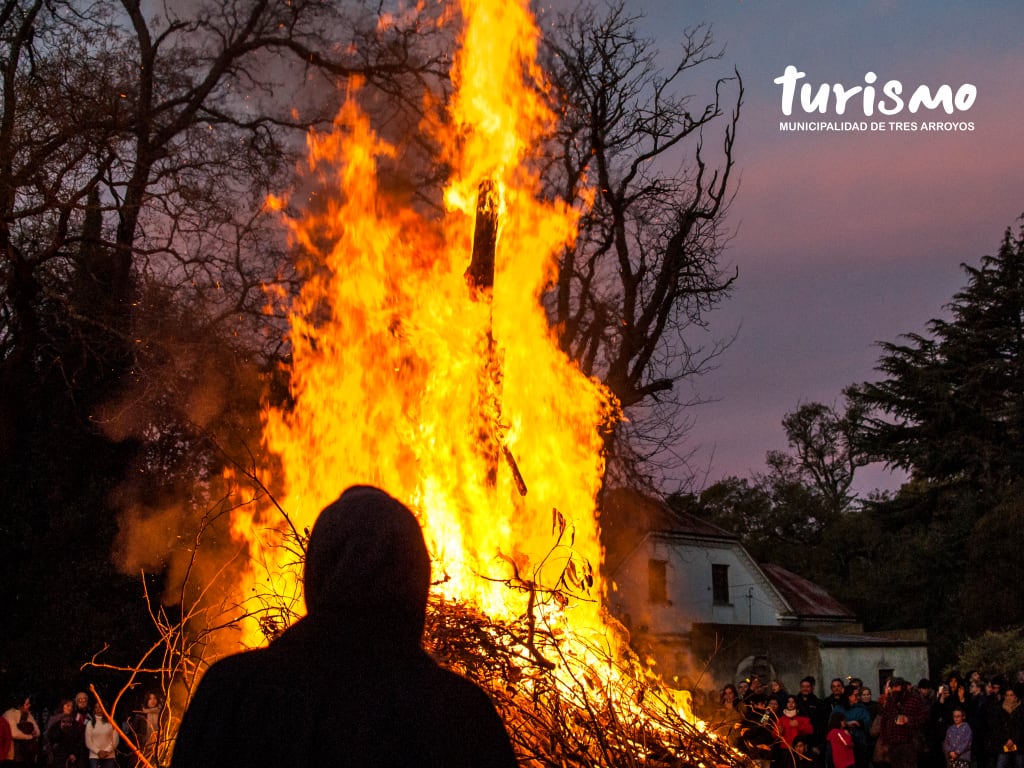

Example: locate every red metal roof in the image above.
[759,563,856,620]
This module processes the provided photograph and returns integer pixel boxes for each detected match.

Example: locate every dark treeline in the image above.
[674,219,1024,672]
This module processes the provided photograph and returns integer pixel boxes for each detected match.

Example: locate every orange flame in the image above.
[227,0,695,725]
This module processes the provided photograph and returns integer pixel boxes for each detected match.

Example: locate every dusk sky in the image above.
[621,1,1024,493]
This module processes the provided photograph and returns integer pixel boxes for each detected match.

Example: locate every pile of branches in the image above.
[85,483,752,768]
[425,597,749,768]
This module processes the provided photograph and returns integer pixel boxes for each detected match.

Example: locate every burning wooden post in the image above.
[465,179,527,496]
[466,179,499,297]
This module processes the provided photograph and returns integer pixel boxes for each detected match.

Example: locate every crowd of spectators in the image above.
[697,672,1024,768]
[5,669,1022,767]
[1,690,161,768]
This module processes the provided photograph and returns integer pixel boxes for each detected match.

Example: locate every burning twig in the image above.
[503,443,529,496]
[493,551,557,670]
[426,597,753,768]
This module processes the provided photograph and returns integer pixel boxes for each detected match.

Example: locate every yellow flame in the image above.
[225,0,698,727]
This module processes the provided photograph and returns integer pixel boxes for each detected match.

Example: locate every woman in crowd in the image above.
[777,694,814,768]
[142,691,163,760]
[779,695,814,747]
[121,691,164,767]
[860,687,879,720]
[85,702,119,768]
[715,684,744,748]
[2,695,40,764]
[838,684,873,768]
[947,676,969,712]
[989,684,1024,768]
[46,699,79,768]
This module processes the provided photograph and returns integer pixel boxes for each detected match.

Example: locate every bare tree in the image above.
[0,0,448,695]
[768,399,868,516]
[0,0,448,428]
[539,2,741,487]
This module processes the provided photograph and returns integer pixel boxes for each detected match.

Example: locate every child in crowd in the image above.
[827,711,855,768]
[943,707,972,768]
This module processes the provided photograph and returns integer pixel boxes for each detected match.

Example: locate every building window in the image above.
[712,563,730,605]
[648,558,668,604]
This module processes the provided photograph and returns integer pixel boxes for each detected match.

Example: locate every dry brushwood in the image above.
[425,597,752,768]
[88,469,753,768]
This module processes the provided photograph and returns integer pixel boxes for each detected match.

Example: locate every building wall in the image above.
[607,536,786,636]
[683,624,930,698]
[819,644,930,693]
[689,623,823,693]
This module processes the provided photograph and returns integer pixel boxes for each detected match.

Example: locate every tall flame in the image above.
[232,0,626,683]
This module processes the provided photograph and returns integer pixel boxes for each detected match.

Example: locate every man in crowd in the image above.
[879,678,930,768]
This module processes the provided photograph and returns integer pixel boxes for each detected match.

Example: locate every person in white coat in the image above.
[84,703,119,768]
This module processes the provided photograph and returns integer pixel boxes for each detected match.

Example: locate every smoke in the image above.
[89,275,271,609]
[114,498,190,575]
[600,487,708,693]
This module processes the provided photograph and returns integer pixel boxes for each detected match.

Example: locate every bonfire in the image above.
[137,0,756,766]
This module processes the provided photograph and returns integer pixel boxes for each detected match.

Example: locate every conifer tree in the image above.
[851,220,1024,498]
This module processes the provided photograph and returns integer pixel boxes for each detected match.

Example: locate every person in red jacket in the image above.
[776,694,815,768]
[828,711,856,768]
[780,695,815,747]
[0,714,12,766]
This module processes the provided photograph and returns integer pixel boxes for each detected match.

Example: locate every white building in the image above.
[600,488,929,697]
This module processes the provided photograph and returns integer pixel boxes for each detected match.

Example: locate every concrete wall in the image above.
[689,623,823,693]
[656,623,930,699]
[819,643,931,693]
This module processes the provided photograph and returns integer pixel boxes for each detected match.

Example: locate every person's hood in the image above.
[303,485,431,633]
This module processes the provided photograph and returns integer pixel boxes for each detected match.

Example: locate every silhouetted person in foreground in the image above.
[172,485,517,768]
